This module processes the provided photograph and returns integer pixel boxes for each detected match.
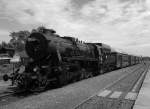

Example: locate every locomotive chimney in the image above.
[43,29,56,35]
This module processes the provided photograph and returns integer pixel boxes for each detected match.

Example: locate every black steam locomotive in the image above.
[3,28,144,90]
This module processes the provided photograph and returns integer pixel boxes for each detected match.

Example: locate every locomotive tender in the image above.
[3,28,143,90]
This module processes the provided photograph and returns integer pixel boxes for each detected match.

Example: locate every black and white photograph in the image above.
[0,0,150,109]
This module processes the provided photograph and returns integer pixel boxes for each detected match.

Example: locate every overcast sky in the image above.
[0,0,150,56]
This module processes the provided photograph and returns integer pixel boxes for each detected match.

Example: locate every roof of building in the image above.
[15,50,28,58]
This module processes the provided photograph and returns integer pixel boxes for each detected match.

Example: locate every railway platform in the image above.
[133,69,150,109]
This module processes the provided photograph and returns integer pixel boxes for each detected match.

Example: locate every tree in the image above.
[9,31,30,41]
[9,30,30,52]
[1,41,8,48]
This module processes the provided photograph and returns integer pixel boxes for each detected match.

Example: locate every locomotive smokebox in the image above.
[25,33,49,61]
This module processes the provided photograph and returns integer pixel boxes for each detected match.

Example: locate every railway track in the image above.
[0,89,26,99]
[0,64,143,99]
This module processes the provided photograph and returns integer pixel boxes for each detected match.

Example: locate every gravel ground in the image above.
[0,64,143,109]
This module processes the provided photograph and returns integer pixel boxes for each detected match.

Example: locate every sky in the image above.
[0,0,150,56]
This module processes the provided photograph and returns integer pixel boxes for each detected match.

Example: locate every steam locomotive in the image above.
[3,28,144,90]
